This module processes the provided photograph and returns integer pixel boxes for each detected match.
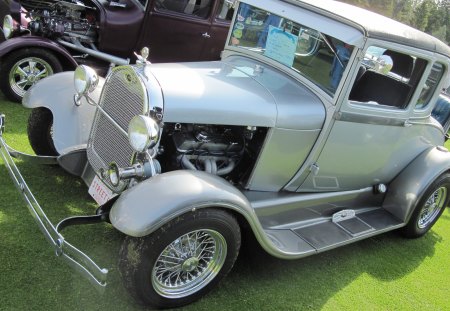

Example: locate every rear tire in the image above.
[27,107,58,156]
[0,48,62,103]
[401,173,450,238]
[119,208,241,309]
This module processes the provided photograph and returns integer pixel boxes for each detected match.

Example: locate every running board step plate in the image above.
[293,209,402,251]
[262,209,403,255]
[332,209,374,236]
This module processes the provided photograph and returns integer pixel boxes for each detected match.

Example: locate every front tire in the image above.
[119,209,241,309]
[0,48,62,103]
[401,173,450,238]
[27,107,58,156]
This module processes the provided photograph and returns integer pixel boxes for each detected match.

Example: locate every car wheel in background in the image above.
[0,48,62,103]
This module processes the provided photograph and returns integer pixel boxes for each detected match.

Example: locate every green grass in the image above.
[0,94,449,311]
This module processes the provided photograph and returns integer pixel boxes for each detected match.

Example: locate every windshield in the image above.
[229,3,354,95]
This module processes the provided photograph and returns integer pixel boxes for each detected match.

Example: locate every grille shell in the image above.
[87,66,148,192]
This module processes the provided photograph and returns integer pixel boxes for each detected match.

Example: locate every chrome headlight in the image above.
[74,65,98,96]
[3,15,14,39]
[128,115,160,152]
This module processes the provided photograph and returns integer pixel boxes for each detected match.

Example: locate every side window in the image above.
[216,0,234,21]
[349,46,427,109]
[416,63,445,110]
[155,0,213,19]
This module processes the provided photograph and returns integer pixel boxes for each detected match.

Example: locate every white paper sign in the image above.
[264,26,298,67]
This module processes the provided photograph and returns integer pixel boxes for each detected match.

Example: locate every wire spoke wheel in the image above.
[417,186,447,229]
[152,229,227,298]
[119,209,240,308]
[402,173,450,238]
[9,57,53,97]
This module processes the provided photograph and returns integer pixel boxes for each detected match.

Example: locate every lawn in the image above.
[0,94,449,311]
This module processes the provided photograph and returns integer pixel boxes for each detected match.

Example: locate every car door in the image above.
[297,44,445,191]
[200,0,233,60]
[138,0,231,62]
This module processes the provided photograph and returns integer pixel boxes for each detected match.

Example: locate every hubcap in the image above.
[152,229,227,298]
[418,186,447,229]
[9,57,53,97]
[182,257,200,272]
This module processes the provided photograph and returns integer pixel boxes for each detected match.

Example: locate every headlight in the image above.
[3,15,14,39]
[74,65,98,95]
[128,115,160,152]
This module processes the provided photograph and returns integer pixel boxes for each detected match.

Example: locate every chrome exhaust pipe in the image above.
[57,39,129,66]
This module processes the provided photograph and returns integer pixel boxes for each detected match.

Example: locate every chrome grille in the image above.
[87,66,147,192]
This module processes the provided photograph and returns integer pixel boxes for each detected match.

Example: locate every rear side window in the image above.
[155,0,213,19]
[349,46,427,109]
[416,63,445,110]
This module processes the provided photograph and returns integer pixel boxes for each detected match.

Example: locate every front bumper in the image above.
[0,114,108,290]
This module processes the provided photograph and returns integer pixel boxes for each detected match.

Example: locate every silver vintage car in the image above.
[1,0,450,308]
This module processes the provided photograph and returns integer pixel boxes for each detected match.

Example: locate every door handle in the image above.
[202,32,211,38]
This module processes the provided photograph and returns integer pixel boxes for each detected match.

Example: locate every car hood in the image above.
[149,56,325,130]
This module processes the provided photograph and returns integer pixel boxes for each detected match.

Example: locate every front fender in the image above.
[383,146,450,222]
[110,170,256,237]
[23,71,104,154]
[0,35,77,67]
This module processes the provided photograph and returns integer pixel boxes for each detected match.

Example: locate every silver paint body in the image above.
[22,72,103,155]
[3,0,450,287]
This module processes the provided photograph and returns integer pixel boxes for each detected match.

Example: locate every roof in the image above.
[286,0,450,57]
[244,0,365,47]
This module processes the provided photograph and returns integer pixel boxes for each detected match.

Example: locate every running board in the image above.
[263,208,403,255]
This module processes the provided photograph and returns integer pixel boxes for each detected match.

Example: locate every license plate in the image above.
[88,175,116,206]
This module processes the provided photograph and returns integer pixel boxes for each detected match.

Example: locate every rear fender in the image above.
[0,36,78,68]
[23,71,104,154]
[383,146,450,222]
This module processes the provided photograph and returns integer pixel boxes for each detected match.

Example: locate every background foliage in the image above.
[339,0,450,44]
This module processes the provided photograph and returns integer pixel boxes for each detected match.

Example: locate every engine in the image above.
[21,0,98,43]
[161,123,265,183]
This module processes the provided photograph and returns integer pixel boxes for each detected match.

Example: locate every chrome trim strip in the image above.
[132,67,150,115]
[0,120,108,290]
[335,111,407,126]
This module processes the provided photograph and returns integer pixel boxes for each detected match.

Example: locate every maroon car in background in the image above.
[0,0,233,102]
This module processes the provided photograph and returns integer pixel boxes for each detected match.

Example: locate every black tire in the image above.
[0,48,62,103]
[27,107,58,156]
[401,173,450,238]
[119,208,241,309]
